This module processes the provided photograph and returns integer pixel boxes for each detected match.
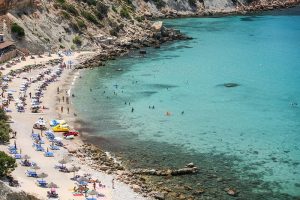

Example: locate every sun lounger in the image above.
[44,152,54,157]
[14,154,22,159]
[8,146,17,150]
[20,160,32,167]
[49,145,60,150]
[86,198,97,200]
[36,180,47,187]
[26,170,37,177]
[9,149,18,154]
[36,146,45,151]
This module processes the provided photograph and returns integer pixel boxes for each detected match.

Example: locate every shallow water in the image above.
[73,8,300,198]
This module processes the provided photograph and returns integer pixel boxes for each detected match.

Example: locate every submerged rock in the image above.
[223,83,240,88]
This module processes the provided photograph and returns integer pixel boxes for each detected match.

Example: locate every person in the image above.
[67,107,69,114]
[62,96,64,102]
[61,106,63,113]
[152,106,155,109]
[29,92,31,98]
[66,97,69,104]
[93,182,96,190]
[131,107,134,112]
[181,111,184,115]
[112,178,115,189]
[58,97,60,103]
[57,87,60,94]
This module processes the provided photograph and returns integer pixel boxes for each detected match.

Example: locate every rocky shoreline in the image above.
[76,24,192,69]
[73,144,201,200]
[149,0,300,18]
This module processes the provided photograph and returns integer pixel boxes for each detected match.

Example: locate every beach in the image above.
[0,52,148,200]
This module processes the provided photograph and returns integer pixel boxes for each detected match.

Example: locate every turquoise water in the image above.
[73,8,300,199]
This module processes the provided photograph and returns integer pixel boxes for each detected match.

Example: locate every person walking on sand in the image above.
[62,96,64,102]
[67,107,69,114]
[29,92,31,98]
[112,178,115,189]
[66,97,69,104]
[57,87,60,94]
[61,106,63,113]
[93,182,96,190]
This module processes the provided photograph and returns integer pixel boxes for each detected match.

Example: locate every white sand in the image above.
[0,53,148,200]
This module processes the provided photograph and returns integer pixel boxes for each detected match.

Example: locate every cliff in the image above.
[0,0,298,53]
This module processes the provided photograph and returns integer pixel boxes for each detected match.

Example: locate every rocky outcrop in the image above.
[0,181,40,200]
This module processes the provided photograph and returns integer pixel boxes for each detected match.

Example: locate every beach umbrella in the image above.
[54,137,62,141]
[31,165,40,172]
[58,158,68,168]
[77,177,89,186]
[88,190,98,198]
[47,182,58,189]
[38,172,48,181]
[69,166,80,178]
[23,155,30,160]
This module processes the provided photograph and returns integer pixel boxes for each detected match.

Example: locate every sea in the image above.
[72,7,300,199]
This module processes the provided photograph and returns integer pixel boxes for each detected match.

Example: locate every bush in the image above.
[0,109,8,121]
[11,23,25,37]
[120,6,130,19]
[0,151,16,177]
[95,2,108,19]
[112,6,117,13]
[55,0,65,4]
[0,120,11,143]
[81,10,98,24]
[153,0,166,9]
[60,10,71,19]
[73,35,82,46]
[76,19,86,29]
[62,3,79,16]
[188,0,196,7]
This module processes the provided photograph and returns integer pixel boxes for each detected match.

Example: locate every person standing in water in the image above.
[131,107,134,112]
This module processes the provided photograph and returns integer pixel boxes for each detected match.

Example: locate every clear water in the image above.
[73,8,300,198]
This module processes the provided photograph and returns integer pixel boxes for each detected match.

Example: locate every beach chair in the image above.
[49,145,60,150]
[14,154,22,159]
[8,145,17,150]
[44,151,54,157]
[85,198,97,200]
[35,145,45,152]
[9,149,18,154]
[26,170,37,177]
[20,160,32,167]
[36,180,47,187]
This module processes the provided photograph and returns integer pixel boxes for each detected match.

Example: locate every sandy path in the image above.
[0,53,148,200]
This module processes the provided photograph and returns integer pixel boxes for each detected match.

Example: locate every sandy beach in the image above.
[0,52,148,200]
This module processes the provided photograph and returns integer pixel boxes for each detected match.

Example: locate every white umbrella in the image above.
[54,137,62,141]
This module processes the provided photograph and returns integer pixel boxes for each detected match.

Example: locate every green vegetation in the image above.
[73,35,82,46]
[55,0,65,4]
[188,0,196,7]
[62,3,79,16]
[95,2,109,19]
[0,151,16,177]
[112,6,117,13]
[0,109,11,143]
[81,10,98,24]
[60,10,71,19]
[152,0,166,9]
[120,6,130,19]
[11,23,25,38]
[135,16,145,22]
[76,19,86,29]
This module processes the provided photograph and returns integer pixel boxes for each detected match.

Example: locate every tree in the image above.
[0,151,16,177]
[0,120,11,143]
[11,23,25,38]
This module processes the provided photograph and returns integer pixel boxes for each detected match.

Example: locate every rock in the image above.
[139,50,146,54]
[186,162,195,168]
[224,83,240,88]
[151,21,163,32]
[193,188,205,195]
[151,192,165,200]
[226,188,238,197]
[132,184,141,193]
